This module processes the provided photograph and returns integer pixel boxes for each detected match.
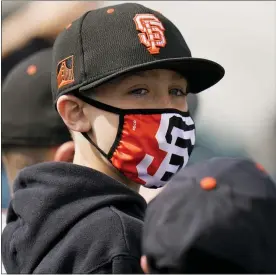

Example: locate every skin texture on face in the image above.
[57,69,188,191]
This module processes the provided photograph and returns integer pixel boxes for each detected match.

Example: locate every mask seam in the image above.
[108,114,125,159]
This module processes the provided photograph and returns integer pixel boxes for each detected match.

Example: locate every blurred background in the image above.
[1,1,276,204]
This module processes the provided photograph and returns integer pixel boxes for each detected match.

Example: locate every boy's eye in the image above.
[129,88,149,97]
[128,88,187,97]
[169,88,187,96]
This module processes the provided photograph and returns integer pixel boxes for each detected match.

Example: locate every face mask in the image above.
[76,93,196,189]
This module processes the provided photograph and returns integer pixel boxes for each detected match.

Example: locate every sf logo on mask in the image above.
[133,14,167,55]
[136,113,195,188]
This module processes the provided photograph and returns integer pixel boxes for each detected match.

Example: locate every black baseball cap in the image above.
[2,49,71,148]
[52,3,225,103]
[142,157,276,273]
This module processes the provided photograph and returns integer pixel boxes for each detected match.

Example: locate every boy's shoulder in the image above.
[2,162,146,274]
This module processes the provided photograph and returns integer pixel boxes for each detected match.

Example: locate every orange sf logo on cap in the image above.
[133,14,166,55]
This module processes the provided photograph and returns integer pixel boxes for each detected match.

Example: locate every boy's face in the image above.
[57,69,189,181]
[82,69,188,153]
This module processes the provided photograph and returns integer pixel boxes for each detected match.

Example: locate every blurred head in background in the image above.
[2,49,74,193]
[141,157,276,274]
[2,1,97,80]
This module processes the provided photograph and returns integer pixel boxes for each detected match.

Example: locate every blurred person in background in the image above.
[2,3,224,274]
[2,1,98,63]
[1,48,74,274]
[2,2,50,210]
[141,157,276,274]
[1,0,98,209]
[1,49,74,220]
[1,165,10,209]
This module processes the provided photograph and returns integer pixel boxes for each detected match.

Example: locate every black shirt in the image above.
[2,162,146,273]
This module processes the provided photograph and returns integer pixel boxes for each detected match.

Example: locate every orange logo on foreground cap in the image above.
[200,177,217,190]
[133,14,166,55]
[57,56,74,89]
[27,65,37,75]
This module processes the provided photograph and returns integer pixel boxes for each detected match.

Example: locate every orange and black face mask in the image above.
[75,93,196,189]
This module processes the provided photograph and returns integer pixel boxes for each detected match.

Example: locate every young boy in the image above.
[2,3,224,274]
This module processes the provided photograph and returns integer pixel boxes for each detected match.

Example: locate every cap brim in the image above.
[80,57,225,94]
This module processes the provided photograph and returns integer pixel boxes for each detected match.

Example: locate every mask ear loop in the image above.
[73,92,123,161]
[74,92,122,114]
[81,132,109,159]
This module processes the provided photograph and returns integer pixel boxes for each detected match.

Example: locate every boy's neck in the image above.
[73,147,140,193]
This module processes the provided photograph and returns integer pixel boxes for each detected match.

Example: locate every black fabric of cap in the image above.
[2,49,71,148]
[142,157,276,274]
[2,37,53,81]
[52,3,225,103]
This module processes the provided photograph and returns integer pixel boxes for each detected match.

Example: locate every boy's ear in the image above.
[56,95,91,133]
[141,255,150,274]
